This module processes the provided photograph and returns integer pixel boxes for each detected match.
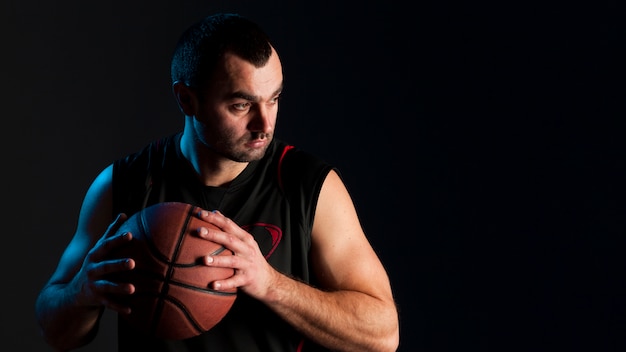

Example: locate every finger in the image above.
[95,279,136,296]
[197,210,234,231]
[88,257,135,280]
[208,268,247,291]
[202,253,238,267]
[105,301,132,315]
[91,231,134,262]
[81,275,135,314]
[196,225,224,241]
[196,226,250,258]
[103,213,129,239]
[210,277,239,291]
[198,211,252,244]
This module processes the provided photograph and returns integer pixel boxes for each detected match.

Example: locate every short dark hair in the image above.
[170,13,273,89]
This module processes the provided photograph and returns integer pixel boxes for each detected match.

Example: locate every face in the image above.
[190,47,283,163]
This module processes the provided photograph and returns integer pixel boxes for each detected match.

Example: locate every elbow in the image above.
[366,329,399,352]
[367,306,400,352]
[380,322,400,352]
[380,305,400,352]
[389,330,401,352]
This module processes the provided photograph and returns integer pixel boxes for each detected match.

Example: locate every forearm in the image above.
[263,273,399,352]
[35,283,103,351]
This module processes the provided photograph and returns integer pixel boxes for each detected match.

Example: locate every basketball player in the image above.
[35,13,399,352]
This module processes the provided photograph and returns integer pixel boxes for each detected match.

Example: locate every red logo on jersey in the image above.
[241,223,282,259]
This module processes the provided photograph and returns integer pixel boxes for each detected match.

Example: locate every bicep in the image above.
[46,165,115,285]
[310,170,392,299]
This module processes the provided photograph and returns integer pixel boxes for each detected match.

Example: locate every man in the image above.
[35,13,399,352]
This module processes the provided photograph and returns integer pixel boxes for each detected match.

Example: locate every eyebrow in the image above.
[228,84,284,102]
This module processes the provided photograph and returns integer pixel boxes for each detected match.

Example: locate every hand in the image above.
[196,210,278,300]
[74,213,136,314]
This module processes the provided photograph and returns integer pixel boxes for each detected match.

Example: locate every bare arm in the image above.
[200,170,400,351]
[35,165,135,351]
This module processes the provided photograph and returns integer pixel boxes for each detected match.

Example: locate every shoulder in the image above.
[114,133,180,172]
[273,139,337,203]
[274,140,334,176]
[111,133,181,215]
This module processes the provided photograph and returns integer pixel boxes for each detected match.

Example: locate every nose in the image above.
[248,105,274,134]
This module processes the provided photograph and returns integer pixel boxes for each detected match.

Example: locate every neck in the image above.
[180,131,248,188]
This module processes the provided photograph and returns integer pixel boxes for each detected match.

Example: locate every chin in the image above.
[229,149,267,163]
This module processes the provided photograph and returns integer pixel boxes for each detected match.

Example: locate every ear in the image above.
[172,81,197,116]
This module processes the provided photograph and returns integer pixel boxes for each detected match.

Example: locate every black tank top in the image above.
[112,132,335,351]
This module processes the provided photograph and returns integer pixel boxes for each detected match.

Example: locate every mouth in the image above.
[246,138,268,149]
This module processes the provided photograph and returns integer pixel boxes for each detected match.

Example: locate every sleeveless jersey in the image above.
[112,132,335,352]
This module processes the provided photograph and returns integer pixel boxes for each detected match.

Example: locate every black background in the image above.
[1,1,623,351]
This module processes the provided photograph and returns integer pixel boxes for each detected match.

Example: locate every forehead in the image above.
[210,48,283,97]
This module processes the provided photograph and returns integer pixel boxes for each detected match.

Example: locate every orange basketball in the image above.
[109,201,236,340]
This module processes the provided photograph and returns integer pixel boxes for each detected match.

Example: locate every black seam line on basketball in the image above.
[163,246,229,268]
[152,204,196,336]
[139,206,225,267]
[212,246,228,256]
[161,294,205,335]
[127,271,236,296]
[133,292,206,336]
[167,279,238,296]
[140,209,173,265]
[140,208,165,336]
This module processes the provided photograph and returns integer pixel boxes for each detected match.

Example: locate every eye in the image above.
[269,95,280,105]
[232,102,251,111]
